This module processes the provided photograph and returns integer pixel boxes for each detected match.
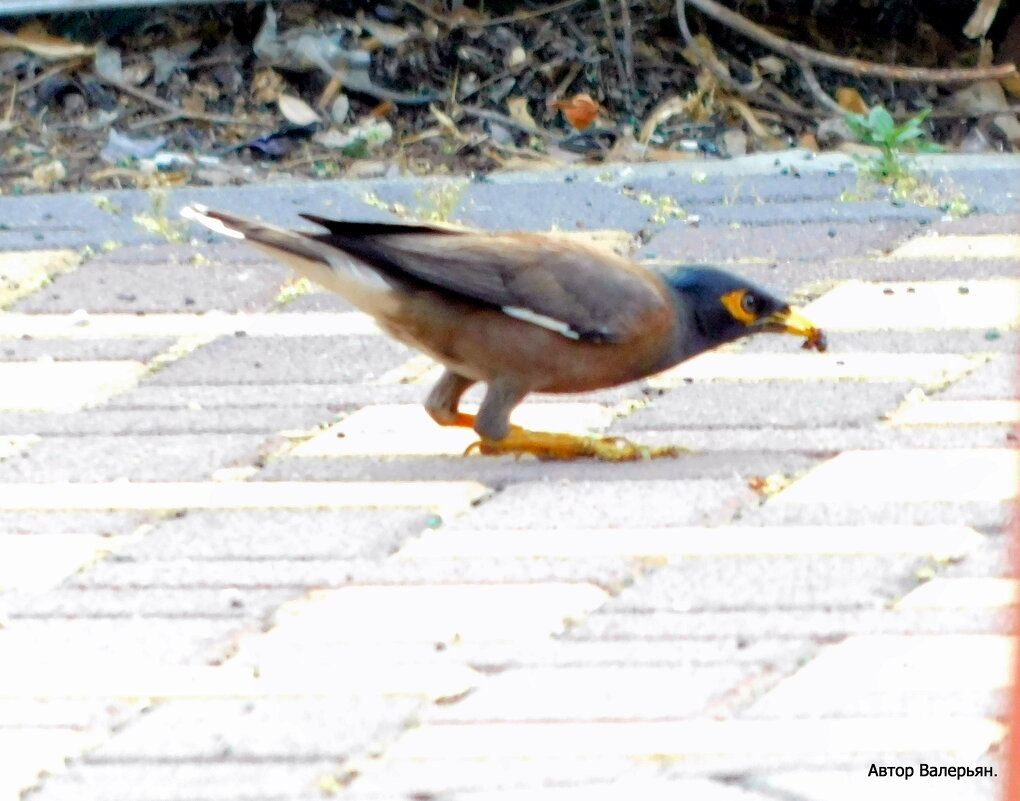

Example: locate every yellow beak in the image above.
[761,306,828,352]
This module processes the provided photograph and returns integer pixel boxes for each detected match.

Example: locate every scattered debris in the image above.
[0,2,1016,195]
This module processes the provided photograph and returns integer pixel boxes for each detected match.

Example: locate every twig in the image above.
[92,73,257,127]
[597,0,631,110]
[618,0,636,109]
[963,0,1003,39]
[683,0,1017,83]
[458,104,562,142]
[675,0,760,96]
[405,0,587,28]
[798,61,845,115]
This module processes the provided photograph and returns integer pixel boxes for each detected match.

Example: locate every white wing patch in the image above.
[501,305,580,340]
[325,253,393,290]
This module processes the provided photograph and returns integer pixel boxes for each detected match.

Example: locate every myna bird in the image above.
[180,206,826,460]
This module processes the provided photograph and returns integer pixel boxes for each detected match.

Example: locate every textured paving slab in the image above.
[1,161,1016,800]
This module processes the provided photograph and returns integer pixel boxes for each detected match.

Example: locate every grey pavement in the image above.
[0,151,1016,800]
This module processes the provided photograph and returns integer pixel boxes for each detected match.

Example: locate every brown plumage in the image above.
[181,206,825,460]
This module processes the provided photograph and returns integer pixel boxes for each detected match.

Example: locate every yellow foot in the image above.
[466,428,689,461]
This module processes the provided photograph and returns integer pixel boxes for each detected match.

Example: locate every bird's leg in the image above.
[467,379,687,461]
[424,369,477,428]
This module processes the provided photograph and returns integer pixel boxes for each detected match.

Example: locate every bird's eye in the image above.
[740,292,760,316]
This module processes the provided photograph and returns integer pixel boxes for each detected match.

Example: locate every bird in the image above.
[180,205,826,461]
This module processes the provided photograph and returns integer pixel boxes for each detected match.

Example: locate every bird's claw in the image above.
[468,429,690,461]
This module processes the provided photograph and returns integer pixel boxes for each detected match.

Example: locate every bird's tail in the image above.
[179,204,397,310]
[180,204,330,264]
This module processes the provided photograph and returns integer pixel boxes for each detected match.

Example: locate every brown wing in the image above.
[303,217,669,344]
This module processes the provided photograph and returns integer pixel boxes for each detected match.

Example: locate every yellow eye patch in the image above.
[720,289,757,325]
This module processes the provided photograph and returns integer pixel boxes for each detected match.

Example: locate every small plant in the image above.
[845,107,942,182]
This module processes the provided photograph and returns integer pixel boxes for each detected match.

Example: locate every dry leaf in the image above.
[358,14,411,48]
[0,22,94,60]
[505,45,527,69]
[756,55,786,78]
[836,87,868,114]
[251,68,284,105]
[638,95,690,144]
[552,93,601,130]
[93,43,124,82]
[277,93,321,126]
[506,96,538,130]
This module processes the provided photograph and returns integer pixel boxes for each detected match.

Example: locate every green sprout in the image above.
[845,107,942,182]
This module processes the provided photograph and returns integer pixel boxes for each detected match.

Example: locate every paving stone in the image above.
[0,729,105,801]
[0,434,270,482]
[0,619,246,667]
[121,508,430,561]
[890,399,1020,426]
[0,360,147,411]
[86,696,421,762]
[0,510,149,535]
[0,405,336,436]
[803,278,1019,331]
[638,219,919,263]
[291,403,615,458]
[743,498,1013,529]
[896,578,1017,609]
[145,334,412,385]
[438,779,776,801]
[0,337,173,361]
[266,583,608,644]
[602,555,923,612]
[0,249,81,308]
[5,587,297,619]
[277,289,356,312]
[747,634,1011,718]
[0,310,379,339]
[890,232,1020,260]
[647,352,982,386]
[930,212,1020,236]
[0,480,487,516]
[66,559,370,589]
[11,253,292,313]
[567,608,1007,640]
[257,450,817,484]
[738,328,1015,355]
[614,382,911,430]
[454,180,655,231]
[25,762,337,801]
[685,256,1020,286]
[399,524,984,560]
[579,425,1015,453]
[940,537,1013,577]
[0,697,141,728]
[773,449,1018,504]
[429,664,752,721]
[939,354,1018,399]
[380,717,1002,762]
[104,381,424,409]
[690,199,938,227]
[758,767,998,801]
[624,171,856,205]
[445,479,758,529]
[419,638,819,670]
[0,533,121,591]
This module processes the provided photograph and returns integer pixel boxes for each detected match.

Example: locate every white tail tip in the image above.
[180,205,246,240]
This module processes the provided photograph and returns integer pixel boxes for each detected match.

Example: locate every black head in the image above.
[661,265,826,351]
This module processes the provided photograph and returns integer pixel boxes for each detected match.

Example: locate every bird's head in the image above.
[662,266,826,352]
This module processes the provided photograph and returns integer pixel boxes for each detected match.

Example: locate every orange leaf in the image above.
[552,93,601,130]
[836,87,868,114]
